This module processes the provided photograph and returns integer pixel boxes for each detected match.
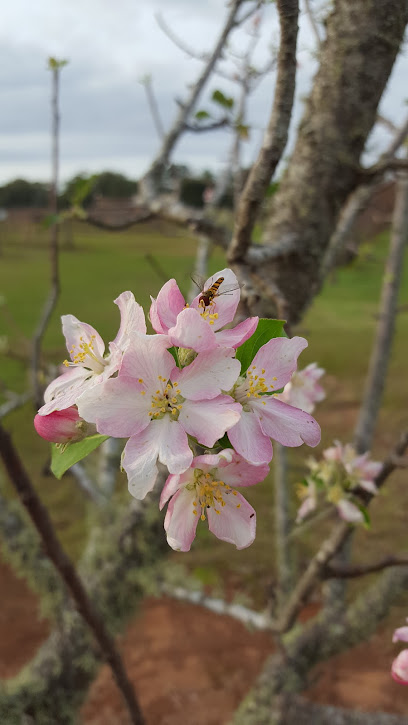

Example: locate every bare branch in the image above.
[361,156,408,181]
[228,0,299,265]
[325,553,408,579]
[0,423,145,725]
[141,0,247,198]
[303,0,322,48]
[273,443,294,611]
[31,62,62,409]
[139,75,165,140]
[320,114,408,280]
[0,391,32,419]
[184,116,230,132]
[187,235,213,302]
[353,174,408,453]
[70,462,108,505]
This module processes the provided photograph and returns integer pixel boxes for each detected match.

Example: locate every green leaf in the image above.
[216,434,234,450]
[51,434,109,479]
[236,318,286,374]
[356,503,371,528]
[168,346,180,366]
[195,110,210,120]
[42,213,61,229]
[236,123,250,140]
[211,89,234,109]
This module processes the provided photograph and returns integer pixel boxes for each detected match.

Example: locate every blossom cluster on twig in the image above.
[34,268,321,551]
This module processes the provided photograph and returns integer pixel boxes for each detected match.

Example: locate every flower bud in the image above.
[34,407,94,444]
[391,649,408,685]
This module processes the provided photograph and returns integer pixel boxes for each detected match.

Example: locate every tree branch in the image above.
[353,174,408,453]
[0,423,145,725]
[304,0,322,48]
[31,62,62,410]
[324,553,408,579]
[139,75,165,140]
[141,0,247,199]
[228,0,299,265]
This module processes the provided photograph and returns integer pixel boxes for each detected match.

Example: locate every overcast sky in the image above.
[1,0,407,186]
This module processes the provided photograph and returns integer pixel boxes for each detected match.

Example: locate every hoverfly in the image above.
[191,274,241,309]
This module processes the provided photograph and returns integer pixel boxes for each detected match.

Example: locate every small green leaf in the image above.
[211,89,234,109]
[216,434,234,450]
[51,434,109,479]
[236,319,286,374]
[195,110,210,120]
[356,503,371,528]
[168,346,180,366]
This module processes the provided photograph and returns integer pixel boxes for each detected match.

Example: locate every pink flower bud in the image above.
[34,407,90,443]
[391,649,408,685]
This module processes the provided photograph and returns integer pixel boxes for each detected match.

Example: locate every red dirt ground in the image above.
[1,557,407,724]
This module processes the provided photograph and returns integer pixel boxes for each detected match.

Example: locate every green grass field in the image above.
[0,218,407,599]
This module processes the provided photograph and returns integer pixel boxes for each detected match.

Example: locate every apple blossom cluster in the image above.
[392,620,408,685]
[34,269,322,551]
[296,441,382,524]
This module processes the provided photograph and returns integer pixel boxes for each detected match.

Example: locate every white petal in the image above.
[207,491,256,549]
[175,347,240,401]
[113,291,146,350]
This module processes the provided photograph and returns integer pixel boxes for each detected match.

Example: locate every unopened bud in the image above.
[34,407,95,444]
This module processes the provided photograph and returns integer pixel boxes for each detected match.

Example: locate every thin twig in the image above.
[273,443,293,611]
[353,174,408,453]
[140,75,165,140]
[0,423,145,725]
[304,0,322,48]
[0,391,32,420]
[31,60,63,410]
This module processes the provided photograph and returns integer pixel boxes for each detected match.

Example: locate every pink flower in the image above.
[159,449,269,551]
[34,406,94,443]
[275,362,325,413]
[150,268,258,352]
[324,442,381,494]
[391,649,408,685]
[393,621,408,643]
[38,292,146,416]
[227,336,321,465]
[77,335,241,499]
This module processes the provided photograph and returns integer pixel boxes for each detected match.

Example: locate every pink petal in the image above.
[122,426,161,499]
[175,347,240,400]
[39,366,91,415]
[191,268,240,329]
[357,479,378,495]
[393,627,408,644]
[253,397,321,448]
[336,499,363,523]
[219,451,270,488]
[149,296,166,334]
[120,335,174,390]
[214,317,259,348]
[228,410,273,465]
[207,491,256,549]
[168,307,217,352]
[151,279,185,333]
[160,472,186,510]
[179,396,241,448]
[156,416,193,475]
[113,291,146,349]
[296,496,317,523]
[391,650,408,685]
[77,376,151,437]
[163,487,200,552]
[251,336,308,391]
[62,314,105,360]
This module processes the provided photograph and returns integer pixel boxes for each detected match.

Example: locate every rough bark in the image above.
[257,0,408,324]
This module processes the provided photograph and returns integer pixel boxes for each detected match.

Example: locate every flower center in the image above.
[232,366,277,406]
[63,335,107,375]
[198,299,219,326]
[147,377,184,420]
[188,469,240,521]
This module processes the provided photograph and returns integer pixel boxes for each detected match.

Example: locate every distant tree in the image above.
[0,179,49,208]
[93,171,138,198]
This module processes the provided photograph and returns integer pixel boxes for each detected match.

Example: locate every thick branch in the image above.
[228,0,299,264]
[0,424,145,725]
